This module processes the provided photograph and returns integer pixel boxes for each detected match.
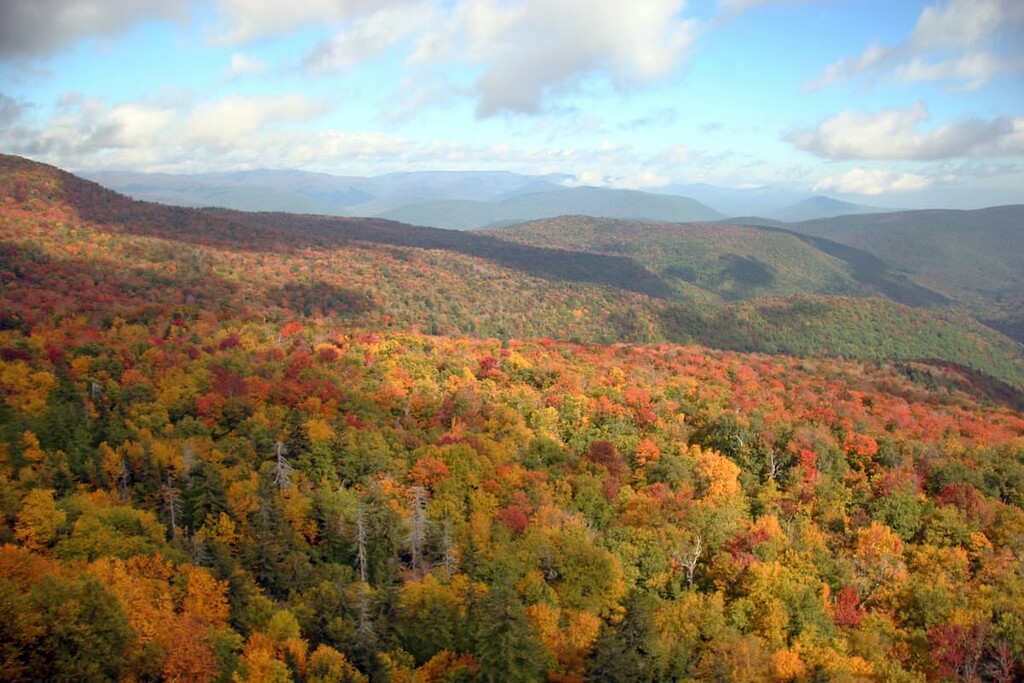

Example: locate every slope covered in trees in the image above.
[488,215,1024,390]
[778,207,1024,342]
[490,216,947,305]
[2,154,1024,681]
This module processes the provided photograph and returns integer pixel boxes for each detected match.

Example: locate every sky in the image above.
[1,0,1022,208]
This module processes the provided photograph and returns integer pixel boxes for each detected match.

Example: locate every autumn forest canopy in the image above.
[1,153,1024,682]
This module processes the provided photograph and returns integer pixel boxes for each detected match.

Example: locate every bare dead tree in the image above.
[191,534,208,566]
[162,477,182,539]
[115,456,130,503]
[766,449,780,482]
[442,519,457,580]
[182,441,195,474]
[674,534,703,586]
[354,505,372,636]
[408,486,428,576]
[355,505,368,584]
[272,440,293,490]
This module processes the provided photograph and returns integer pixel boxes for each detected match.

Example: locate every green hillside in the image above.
[492,216,943,305]
[786,206,1024,339]
[662,296,1024,395]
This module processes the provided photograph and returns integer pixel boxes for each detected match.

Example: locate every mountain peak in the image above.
[768,195,892,222]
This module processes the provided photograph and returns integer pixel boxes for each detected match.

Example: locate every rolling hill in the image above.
[783,206,1024,340]
[4,154,1023,390]
[490,216,946,306]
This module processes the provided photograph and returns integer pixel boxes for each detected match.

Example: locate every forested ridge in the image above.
[1,154,1024,682]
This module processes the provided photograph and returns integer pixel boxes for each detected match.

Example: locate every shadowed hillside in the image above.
[2,155,671,300]
[492,215,948,306]
[785,206,1024,340]
[206,209,674,299]
[3,154,1023,390]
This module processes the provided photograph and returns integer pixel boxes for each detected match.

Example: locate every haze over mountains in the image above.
[83,168,892,229]
[10,154,1022,394]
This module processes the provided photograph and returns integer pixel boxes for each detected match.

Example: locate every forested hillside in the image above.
[2,154,1024,682]
[489,216,1024,390]
[780,207,1024,342]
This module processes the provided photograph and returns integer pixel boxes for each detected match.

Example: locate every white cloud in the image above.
[890,53,1024,90]
[563,171,609,187]
[646,144,692,166]
[787,103,1022,161]
[804,42,888,91]
[813,168,932,196]
[619,170,672,189]
[806,0,1024,91]
[714,0,811,20]
[412,0,699,117]
[996,118,1024,156]
[0,93,349,171]
[225,52,267,78]
[303,3,441,73]
[3,1,701,123]
[562,169,671,188]
[183,94,329,151]
[3,97,176,156]
[208,0,414,44]
[0,0,184,59]
[908,0,1008,50]
[1,92,654,176]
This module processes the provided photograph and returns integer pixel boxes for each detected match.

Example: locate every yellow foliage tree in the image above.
[14,488,66,552]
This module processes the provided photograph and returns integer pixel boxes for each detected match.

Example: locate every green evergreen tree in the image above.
[471,571,548,683]
[585,592,666,683]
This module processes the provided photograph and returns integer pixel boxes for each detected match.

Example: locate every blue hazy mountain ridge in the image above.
[83,167,906,227]
[783,206,1024,298]
[376,186,724,229]
[82,168,573,218]
[84,168,373,214]
[647,182,810,218]
[766,195,893,222]
[86,168,727,227]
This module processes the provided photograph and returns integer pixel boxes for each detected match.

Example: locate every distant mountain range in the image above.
[377,187,723,228]
[82,168,573,221]
[644,183,892,220]
[765,195,890,222]
[83,168,889,228]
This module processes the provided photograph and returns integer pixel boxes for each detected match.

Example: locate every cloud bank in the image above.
[0,0,184,59]
[806,0,1024,91]
[788,103,1023,161]
[813,169,932,196]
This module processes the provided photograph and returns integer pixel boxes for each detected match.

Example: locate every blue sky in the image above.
[1,0,1022,208]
